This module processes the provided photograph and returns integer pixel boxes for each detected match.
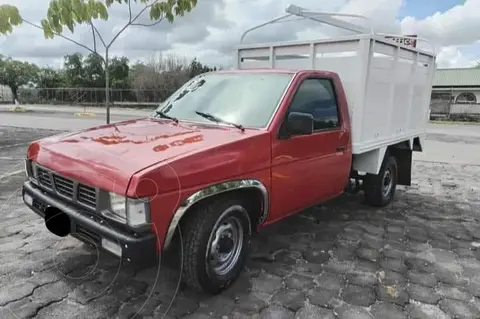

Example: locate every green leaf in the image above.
[149,3,161,20]
[72,0,84,20]
[96,3,109,20]
[40,19,55,39]
[0,5,23,35]
[166,12,174,23]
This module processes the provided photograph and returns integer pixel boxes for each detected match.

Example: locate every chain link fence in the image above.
[16,87,165,107]
[430,91,453,116]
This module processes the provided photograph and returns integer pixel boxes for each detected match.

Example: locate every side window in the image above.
[289,78,340,130]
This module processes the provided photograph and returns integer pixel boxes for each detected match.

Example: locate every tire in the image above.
[180,197,251,294]
[363,155,398,207]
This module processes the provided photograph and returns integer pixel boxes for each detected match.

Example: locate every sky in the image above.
[0,0,478,69]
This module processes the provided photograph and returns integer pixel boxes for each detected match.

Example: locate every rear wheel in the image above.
[363,155,398,207]
[180,197,251,294]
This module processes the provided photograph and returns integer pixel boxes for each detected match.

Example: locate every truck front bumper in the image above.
[22,181,158,268]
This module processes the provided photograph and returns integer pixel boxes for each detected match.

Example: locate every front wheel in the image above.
[363,155,398,207]
[180,197,251,294]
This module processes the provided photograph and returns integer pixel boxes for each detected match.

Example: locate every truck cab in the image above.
[21,5,436,295]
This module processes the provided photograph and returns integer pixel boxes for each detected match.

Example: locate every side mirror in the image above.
[286,112,313,136]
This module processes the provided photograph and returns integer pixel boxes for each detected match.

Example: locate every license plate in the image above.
[23,193,33,206]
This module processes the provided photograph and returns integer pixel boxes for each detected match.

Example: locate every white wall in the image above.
[450,103,480,114]
[0,85,13,101]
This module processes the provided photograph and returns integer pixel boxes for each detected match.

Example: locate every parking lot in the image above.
[1,122,480,319]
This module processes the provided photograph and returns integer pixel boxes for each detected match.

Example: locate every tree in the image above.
[82,53,105,88]
[37,67,65,88]
[0,0,199,124]
[64,53,86,87]
[0,55,39,103]
[130,53,191,102]
[188,58,216,79]
[62,52,131,89]
[109,56,131,88]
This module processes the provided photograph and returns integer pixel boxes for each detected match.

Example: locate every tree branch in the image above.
[131,17,164,27]
[106,0,160,49]
[131,0,160,23]
[89,21,107,48]
[128,0,133,21]
[22,19,105,62]
[90,24,97,52]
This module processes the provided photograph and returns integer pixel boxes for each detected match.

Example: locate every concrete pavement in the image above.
[1,121,480,318]
[415,124,480,166]
[0,106,151,131]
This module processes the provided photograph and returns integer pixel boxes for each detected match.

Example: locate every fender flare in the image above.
[163,179,269,250]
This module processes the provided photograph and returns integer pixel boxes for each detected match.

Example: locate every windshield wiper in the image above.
[195,111,245,131]
[155,110,178,123]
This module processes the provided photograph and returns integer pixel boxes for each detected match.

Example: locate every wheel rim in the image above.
[382,168,393,197]
[207,215,244,276]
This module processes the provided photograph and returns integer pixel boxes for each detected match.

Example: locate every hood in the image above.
[31,117,266,194]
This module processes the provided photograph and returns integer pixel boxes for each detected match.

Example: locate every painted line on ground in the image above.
[0,142,29,149]
[0,169,25,179]
[74,112,97,117]
[8,107,27,112]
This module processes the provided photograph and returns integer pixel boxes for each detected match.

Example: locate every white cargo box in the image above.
[234,5,436,162]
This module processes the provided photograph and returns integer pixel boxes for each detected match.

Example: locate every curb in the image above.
[429,120,480,126]
[74,112,96,117]
[8,106,27,112]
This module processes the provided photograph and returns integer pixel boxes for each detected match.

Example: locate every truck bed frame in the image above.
[234,4,437,175]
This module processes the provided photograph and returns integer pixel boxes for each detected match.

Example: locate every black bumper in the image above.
[22,181,158,268]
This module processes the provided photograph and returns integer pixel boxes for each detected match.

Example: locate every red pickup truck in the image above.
[22,8,436,295]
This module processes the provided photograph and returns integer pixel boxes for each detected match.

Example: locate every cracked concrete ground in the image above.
[1,124,480,319]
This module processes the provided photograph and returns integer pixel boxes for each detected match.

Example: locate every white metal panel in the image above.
[235,30,435,159]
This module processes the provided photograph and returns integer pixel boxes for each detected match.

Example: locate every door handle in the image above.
[336,146,345,152]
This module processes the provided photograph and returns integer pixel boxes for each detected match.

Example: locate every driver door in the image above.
[270,76,351,221]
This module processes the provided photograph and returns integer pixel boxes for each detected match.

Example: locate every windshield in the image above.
[151,72,293,128]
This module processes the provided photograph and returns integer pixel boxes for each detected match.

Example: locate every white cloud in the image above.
[0,0,479,69]
[436,46,478,68]
[400,0,480,48]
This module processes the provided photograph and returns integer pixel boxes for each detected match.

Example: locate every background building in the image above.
[430,67,480,119]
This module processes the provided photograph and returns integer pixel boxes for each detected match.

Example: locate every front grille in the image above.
[53,175,75,197]
[35,164,98,209]
[37,168,52,188]
[78,185,96,207]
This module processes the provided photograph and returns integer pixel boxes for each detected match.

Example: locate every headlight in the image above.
[108,192,150,227]
[109,192,127,219]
